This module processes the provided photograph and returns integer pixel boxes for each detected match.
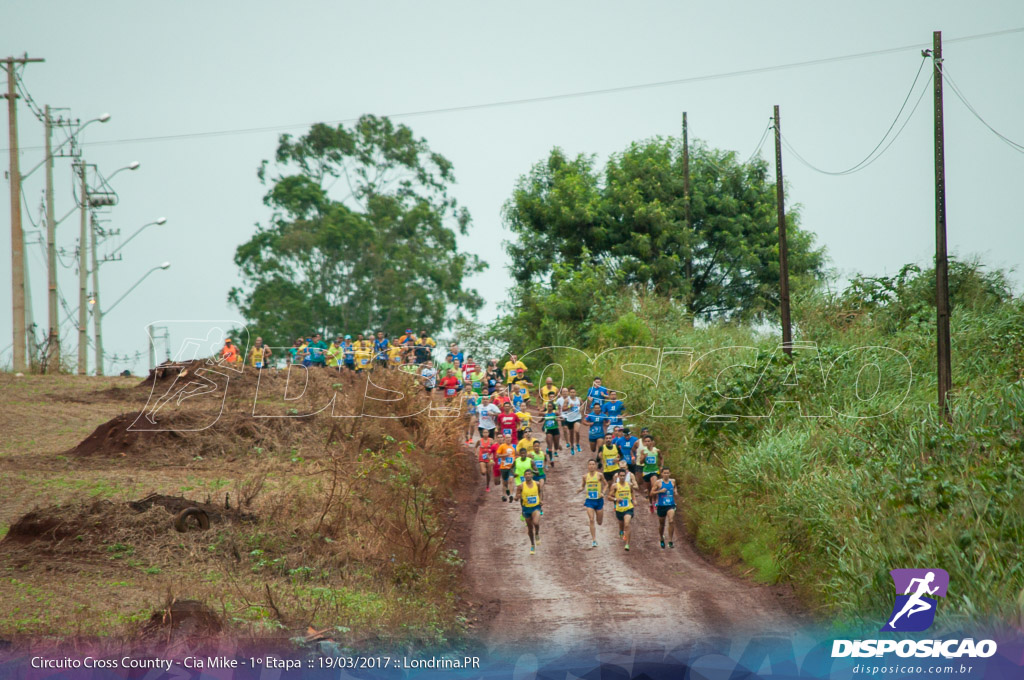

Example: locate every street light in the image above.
[95,262,170,374]
[21,113,111,180]
[86,160,140,374]
[108,217,167,258]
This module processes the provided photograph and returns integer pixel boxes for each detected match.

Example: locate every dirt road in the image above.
[464,435,798,654]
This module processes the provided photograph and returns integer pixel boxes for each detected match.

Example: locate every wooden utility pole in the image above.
[3,55,44,372]
[682,112,693,320]
[44,105,59,372]
[773,105,793,355]
[932,31,952,420]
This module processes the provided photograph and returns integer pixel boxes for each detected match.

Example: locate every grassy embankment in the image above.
[522,273,1024,634]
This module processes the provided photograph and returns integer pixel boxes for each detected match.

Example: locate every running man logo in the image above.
[880,568,949,632]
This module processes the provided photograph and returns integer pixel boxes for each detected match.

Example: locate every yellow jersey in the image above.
[516,436,538,454]
[540,385,559,403]
[600,444,620,473]
[584,471,603,501]
[611,482,634,512]
[504,360,527,384]
[520,480,541,508]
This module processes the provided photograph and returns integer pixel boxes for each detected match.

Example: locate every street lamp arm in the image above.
[108,218,165,257]
[103,263,170,315]
[21,115,110,181]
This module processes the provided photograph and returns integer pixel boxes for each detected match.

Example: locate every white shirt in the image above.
[558,396,582,422]
[421,367,437,389]
[477,403,501,430]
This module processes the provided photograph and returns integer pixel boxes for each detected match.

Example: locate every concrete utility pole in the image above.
[91,212,103,375]
[773,105,793,356]
[77,161,89,375]
[931,31,952,421]
[3,55,44,372]
[44,105,59,371]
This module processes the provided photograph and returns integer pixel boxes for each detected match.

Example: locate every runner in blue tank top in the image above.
[649,467,678,549]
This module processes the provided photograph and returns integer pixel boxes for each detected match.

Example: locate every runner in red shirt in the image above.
[476,432,497,492]
[438,369,461,401]
[492,386,512,411]
[494,401,521,445]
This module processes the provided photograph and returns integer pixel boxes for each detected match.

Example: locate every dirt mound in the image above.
[2,494,251,547]
[141,599,222,639]
[65,367,444,463]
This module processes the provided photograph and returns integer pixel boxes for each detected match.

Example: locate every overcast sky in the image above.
[2,1,1023,373]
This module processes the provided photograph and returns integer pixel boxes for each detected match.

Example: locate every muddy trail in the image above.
[464,416,799,655]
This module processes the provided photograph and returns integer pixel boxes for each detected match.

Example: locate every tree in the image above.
[229,116,486,343]
[502,137,825,321]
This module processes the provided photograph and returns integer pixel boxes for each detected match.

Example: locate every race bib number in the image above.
[587,490,599,500]
[503,428,512,436]
[360,359,368,365]
[254,362,262,368]
[446,388,455,396]
[617,498,630,509]
[505,457,514,465]
[535,460,544,469]
[473,381,481,389]
[606,457,617,467]
[646,455,656,465]
[526,495,537,505]
[480,452,489,460]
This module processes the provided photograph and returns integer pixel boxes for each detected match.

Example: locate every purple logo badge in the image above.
[881,568,949,632]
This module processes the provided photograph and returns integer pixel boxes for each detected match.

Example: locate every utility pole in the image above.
[76,161,89,375]
[773,105,793,356]
[3,55,44,372]
[682,111,693,322]
[932,31,952,421]
[44,105,59,372]
[147,323,155,372]
[90,212,103,375]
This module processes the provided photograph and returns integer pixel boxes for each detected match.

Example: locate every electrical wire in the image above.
[777,55,928,176]
[3,27,1022,154]
[782,69,932,176]
[941,65,1024,154]
[745,123,773,164]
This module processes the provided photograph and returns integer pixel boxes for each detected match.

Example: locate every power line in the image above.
[745,123,773,164]
[3,27,1023,154]
[777,55,928,176]
[941,65,1024,155]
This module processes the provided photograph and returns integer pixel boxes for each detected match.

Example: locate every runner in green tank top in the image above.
[638,434,661,513]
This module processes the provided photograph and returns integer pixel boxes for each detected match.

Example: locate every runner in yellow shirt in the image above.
[503,354,527,385]
[607,468,640,551]
[577,459,607,548]
[515,468,543,555]
[353,334,373,372]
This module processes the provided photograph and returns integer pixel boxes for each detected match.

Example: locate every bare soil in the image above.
[463,420,801,655]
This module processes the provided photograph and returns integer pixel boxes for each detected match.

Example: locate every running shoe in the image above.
[660,540,666,549]
[669,542,675,549]
[536,536,541,546]
[649,503,655,514]
[486,487,490,492]
[624,544,630,551]
[501,496,507,503]
[619,530,624,539]
[530,546,535,555]
[591,540,598,548]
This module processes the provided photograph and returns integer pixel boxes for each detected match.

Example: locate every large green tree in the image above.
[229,116,486,342]
[503,137,825,320]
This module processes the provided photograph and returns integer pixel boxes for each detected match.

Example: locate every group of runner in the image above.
[219,330,444,371]
[466,370,679,555]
